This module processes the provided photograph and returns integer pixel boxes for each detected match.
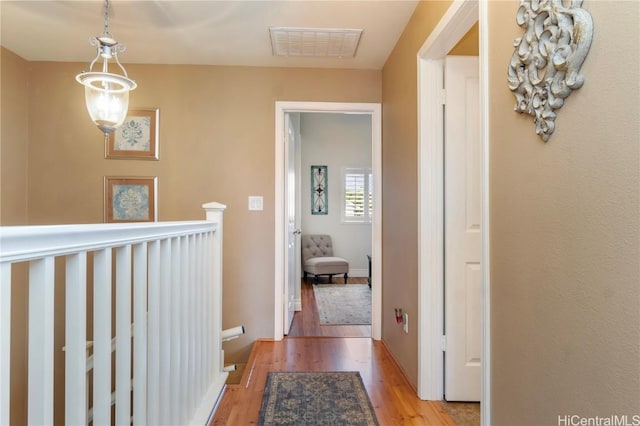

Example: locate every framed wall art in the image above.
[311,165,328,215]
[104,176,157,223]
[106,108,159,159]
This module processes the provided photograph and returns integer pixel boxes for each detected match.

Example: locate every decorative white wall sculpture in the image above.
[508,0,593,142]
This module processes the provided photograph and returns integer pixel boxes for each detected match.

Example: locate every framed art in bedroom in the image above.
[311,165,328,215]
[104,176,157,223]
[106,108,159,160]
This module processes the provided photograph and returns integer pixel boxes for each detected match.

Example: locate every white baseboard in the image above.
[195,373,228,426]
[294,298,302,311]
[349,269,369,278]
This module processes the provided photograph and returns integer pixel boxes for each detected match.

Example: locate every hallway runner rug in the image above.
[258,371,379,426]
[312,284,372,325]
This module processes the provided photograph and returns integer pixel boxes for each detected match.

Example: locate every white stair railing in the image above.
[62,320,139,423]
[0,202,228,425]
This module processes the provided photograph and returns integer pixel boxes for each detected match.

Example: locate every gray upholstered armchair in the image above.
[301,234,349,284]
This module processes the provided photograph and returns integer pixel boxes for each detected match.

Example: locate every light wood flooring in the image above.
[287,277,371,338]
[213,277,479,425]
[211,337,456,425]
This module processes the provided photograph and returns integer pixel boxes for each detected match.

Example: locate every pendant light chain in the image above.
[102,0,111,38]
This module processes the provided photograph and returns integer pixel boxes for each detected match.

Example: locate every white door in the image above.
[444,55,481,402]
[284,112,300,334]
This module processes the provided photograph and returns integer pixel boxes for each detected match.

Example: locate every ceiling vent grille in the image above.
[269,27,363,58]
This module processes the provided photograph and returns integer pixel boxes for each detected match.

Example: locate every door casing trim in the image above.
[417,1,490,424]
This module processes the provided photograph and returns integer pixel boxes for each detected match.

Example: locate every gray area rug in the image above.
[258,371,379,426]
[313,284,371,325]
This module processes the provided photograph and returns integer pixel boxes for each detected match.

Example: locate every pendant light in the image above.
[76,0,136,140]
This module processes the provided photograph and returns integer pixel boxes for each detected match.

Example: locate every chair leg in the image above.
[344,273,348,284]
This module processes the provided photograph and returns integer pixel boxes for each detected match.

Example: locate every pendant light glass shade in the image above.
[76,1,136,138]
[77,72,134,134]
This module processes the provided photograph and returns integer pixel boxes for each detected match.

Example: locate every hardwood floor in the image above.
[287,277,372,338]
[211,338,456,425]
[212,277,475,425]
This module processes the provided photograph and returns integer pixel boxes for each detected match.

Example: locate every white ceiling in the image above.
[0,0,419,70]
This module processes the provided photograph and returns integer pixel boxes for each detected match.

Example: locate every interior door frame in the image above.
[416,0,490,423]
[274,101,382,341]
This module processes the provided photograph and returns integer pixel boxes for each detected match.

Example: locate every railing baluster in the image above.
[133,242,148,426]
[188,234,197,415]
[212,230,220,379]
[93,248,112,425]
[159,239,171,424]
[204,232,213,382]
[180,235,189,418]
[147,240,161,425]
[28,257,55,425]
[212,227,223,383]
[200,234,209,390]
[116,245,132,425]
[65,252,87,425]
[195,233,204,398]
[1,262,12,426]
[170,237,182,424]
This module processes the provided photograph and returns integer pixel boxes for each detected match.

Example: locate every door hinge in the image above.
[439,89,446,105]
[441,335,447,351]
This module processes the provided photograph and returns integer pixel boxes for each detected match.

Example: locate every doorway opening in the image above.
[274,102,382,342]
[287,112,373,338]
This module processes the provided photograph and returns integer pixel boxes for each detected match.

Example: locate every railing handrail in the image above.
[0,221,217,263]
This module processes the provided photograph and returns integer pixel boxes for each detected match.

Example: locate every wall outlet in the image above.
[402,312,409,334]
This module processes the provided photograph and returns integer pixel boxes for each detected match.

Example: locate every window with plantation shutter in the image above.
[342,168,372,223]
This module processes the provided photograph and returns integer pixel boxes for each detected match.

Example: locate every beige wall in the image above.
[381,0,480,389]
[1,47,29,225]
[0,47,30,425]
[489,1,640,423]
[4,58,380,364]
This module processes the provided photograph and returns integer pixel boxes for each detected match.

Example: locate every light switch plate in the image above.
[248,196,263,211]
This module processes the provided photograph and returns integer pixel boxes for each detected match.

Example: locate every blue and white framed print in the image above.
[106,108,159,160]
[104,176,157,222]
